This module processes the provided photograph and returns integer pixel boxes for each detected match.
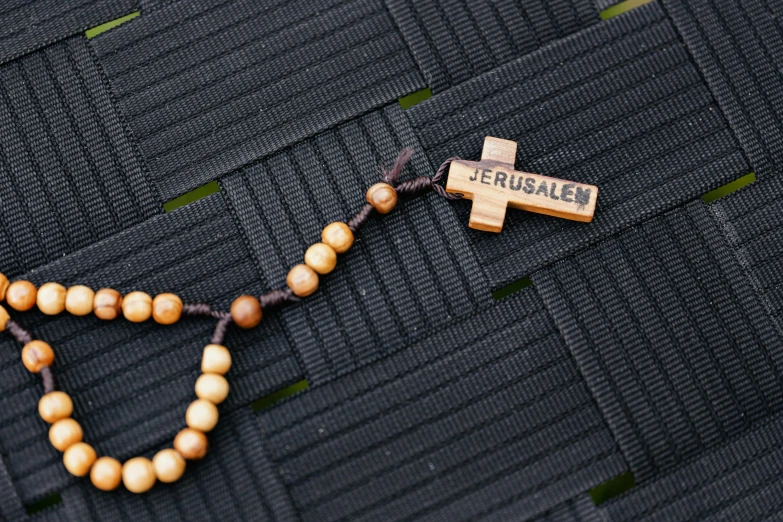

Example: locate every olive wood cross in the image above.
[445,137,598,233]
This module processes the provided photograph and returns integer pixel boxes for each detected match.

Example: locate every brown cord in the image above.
[6,320,32,345]
[259,288,299,308]
[348,203,375,233]
[41,366,57,394]
[181,303,213,316]
[211,315,232,345]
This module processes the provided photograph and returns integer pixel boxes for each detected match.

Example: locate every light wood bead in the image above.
[286,264,319,297]
[37,282,66,315]
[152,293,183,325]
[49,418,83,452]
[63,442,96,477]
[91,457,122,491]
[366,182,398,214]
[0,305,9,332]
[321,222,354,253]
[6,281,37,312]
[195,373,230,404]
[0,273,8,301]
[174,428,208,460]
[153,449,186,483]
[186,399,219,432]
[39,391,73,423]
[21,340,55,373]
[122,457,156,493]
[122,291,152,323]
[94,288,122,320]
[202,344,232,375]
[65,286,95,316]
[305,243,337,275]
[230,295,262,329]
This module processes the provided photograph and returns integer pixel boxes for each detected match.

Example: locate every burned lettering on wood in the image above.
[446,137,598,232]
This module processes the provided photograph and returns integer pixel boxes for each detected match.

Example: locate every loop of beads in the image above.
[0,149,445,493]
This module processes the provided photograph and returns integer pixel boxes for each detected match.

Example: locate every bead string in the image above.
[0,149,451,494]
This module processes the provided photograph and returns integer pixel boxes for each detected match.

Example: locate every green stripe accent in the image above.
[399,87,432,110]
[600,0,654,20]
[492,277,532,300]
[589,471,636,505]
[251,380,310,412]
[85,11,140,39]
[163,181,221,212]
[26,493,62,515]
[702,172,756,204]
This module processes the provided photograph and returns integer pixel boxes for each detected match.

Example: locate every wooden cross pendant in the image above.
[445,137,598,233]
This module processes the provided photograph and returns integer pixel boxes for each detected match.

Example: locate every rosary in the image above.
[1,137,596,493]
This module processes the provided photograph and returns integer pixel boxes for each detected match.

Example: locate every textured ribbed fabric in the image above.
[602,412,783,521]
[0,36,159,279]
[663,0,783,178]
[386,0,599,92]
[257,289,626,522]
[406,1,748,288]
[534,200,783,483]
[0,453,24,521]
[92,0,425,200]
[57,410,296,522]
[222,105,490,385]
[533,496,600,522]
[0,0,137,66]
[711,175,783,334]
[0,194,301,504]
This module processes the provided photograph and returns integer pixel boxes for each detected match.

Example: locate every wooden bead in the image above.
[321,222,354,254]
[153,449,186,483]
[152,293,183,325]
[63,442,96,477]
[65,285,95,316]
[366,182,398,214]
[94,288,122,320]
[286,264,319,297]
[122,291,152,323]
[37,282,66,315]
[0,305,9,333]
[122,457,156,493]
[0,273,8,302]
[6,281,36,311]
[201,344,232,375]
[195,373,229,404]
[230,295,262,329]
[21,340,55,373]
[304,243,337,275]
[186,399,219,432]
[91,457,122,491]
[174,428,208,460]
[49,418,83,451]
[39,391,73,423]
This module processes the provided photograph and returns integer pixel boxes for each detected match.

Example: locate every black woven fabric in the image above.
[386,0,599,92]
[533,200,783,483]
[0,36,159,279]
[711,175,783,334]
[533,496,600,522]
[663,0,783,178]
[91,0,425,200]
[0,0,137,66]
[406,1,749,288]
[0,194,301,504]
[601,411,783,521]
[257,289,626,522]
[222,105,489,385]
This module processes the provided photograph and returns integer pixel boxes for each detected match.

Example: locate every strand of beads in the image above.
[1,148,448,493]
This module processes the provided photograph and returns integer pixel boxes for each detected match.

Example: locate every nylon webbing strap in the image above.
[533,200,783,483]
[385,0,599,92]
[711,175,783,336]
[0,194,301,504]
[534,495,600,522]
[405,1,749,287]
[256,290,626,522]
[0,0,137,66]
[91,0,425,200]
[56,410,296,522]
[222,105,490,385]
[0,36,159,280]
[600,411,783,521]
[0,453,25,521]
[662,0,783,179]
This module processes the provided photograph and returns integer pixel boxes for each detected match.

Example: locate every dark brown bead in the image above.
[230,295,262,329]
